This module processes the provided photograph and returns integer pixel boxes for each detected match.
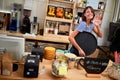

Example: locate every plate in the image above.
[51,71,65,78]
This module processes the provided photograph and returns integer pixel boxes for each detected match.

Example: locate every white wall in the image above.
[98,0,116,46]
[0,0,24,11]
[24,0,47,28]
[0,0,4,10]
[31,0,47,28]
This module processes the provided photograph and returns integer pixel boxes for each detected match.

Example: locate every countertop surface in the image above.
[0,59,113,80]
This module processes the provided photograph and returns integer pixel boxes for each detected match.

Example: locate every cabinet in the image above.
[44,0,75,37]
[74,0,107,25]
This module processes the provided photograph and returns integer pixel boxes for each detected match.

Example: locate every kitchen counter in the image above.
[0,59,113,80]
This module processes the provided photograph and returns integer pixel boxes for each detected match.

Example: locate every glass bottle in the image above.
[54,22,58,35]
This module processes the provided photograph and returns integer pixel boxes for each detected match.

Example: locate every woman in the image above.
[68,6,102,57]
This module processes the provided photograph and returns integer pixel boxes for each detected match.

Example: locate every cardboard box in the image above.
[2,53,13,62]
[0,61,1,75]
[0,54,3,75]
[1,53,13,76]
[2,62,13,76]
[59,25,70,32]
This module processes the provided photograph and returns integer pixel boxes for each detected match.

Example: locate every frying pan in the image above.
[70,31,97,56]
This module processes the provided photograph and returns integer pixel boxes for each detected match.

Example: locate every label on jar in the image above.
[58,66,67,75]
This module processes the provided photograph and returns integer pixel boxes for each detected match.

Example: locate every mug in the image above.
[79,57,109,74]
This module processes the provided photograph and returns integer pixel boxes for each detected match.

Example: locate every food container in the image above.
[65,53,77,69]
[47,5,56,17]
[1,53,13,76]
[44,47,56,60]
[56,7,64,18]
[52,56,68,77]
[64,8,73,19]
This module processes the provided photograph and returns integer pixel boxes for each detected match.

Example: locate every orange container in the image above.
[44,47,56,60]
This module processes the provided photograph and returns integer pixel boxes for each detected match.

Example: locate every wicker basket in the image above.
[107,63,120,80]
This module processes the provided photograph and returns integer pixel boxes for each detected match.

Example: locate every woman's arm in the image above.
[68,30,85,56]
[93,24,102,37]
[93,14,103,37]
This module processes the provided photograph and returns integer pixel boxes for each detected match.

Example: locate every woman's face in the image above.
[84,8,94,20]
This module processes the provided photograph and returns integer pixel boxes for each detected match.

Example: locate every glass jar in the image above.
[52,56,68,76]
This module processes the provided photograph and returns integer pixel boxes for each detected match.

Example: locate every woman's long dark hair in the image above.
[82,6,95,23]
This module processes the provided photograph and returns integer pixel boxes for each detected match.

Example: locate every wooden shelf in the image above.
[0,30,70,50]
[44,33,69,38]
[1,30,69,44]
[44,0,75,37]
[48,0,75,9]
[46,16,73,23]
[49,0,74,5]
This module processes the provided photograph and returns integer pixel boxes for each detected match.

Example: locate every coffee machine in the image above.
[24,54,40,78]
[20,9,31,33]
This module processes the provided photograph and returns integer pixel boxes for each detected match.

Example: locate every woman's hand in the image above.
[93,14,102,26]
[78,49,85,57]
[93,19,101,27]
[93,14,103,37]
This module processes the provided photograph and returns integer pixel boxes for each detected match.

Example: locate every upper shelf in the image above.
[48,0,75,8]
[48,0,74,5]
[76,5,105,12]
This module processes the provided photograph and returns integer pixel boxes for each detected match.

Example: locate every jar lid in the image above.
[65,53,77,58]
